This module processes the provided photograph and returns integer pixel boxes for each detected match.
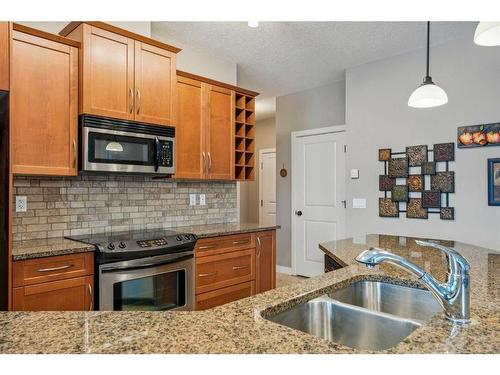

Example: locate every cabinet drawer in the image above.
[196,281,254,311]
[195,248,255,294]
[195,233,255,257]
[13,252,94,287]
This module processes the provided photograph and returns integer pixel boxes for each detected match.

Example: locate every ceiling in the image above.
[152,21,476,100]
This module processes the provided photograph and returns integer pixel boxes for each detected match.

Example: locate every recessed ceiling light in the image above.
[248,21,259,28]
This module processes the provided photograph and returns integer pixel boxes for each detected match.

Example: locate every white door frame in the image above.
[259,148,276,225]
[290,125,346,275]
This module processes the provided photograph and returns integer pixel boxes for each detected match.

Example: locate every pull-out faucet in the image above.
[355,240,470,323]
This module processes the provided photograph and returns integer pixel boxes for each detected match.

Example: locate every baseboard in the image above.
[276,265,292,275]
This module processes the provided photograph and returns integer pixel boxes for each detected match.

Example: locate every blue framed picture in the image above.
[488,158,500,206]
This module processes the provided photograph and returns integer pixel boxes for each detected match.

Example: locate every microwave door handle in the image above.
[154,137,161,172]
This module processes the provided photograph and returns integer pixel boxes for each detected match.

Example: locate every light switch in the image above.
[199,194,206,206]
[189,194,196,206]
[352,198,366,209]
[350,169,359,179]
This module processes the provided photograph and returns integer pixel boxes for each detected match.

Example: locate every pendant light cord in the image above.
[426,21,430,78]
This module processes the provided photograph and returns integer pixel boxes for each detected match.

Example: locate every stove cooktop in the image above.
[66,228,198,263]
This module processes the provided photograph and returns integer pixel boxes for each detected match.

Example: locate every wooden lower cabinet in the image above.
[13,276,93,311]
[255,231,276,294]
[12,252,94,311]
[195,281,254,311]
[195,230,276,310]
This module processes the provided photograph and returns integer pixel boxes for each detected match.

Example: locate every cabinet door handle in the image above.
[198,245,215,250]
[73,139,77,168]
[199,272,217,277]
[36,264,74,273]
[136,89,141,114]
[129,88,134,113]
[88,283,93,311]
[232,240,249,245]
[207,152,212,173]
[232,265,249,270]
[202,151,207,175]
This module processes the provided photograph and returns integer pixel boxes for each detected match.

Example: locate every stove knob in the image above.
[118,242,126,249]
[184,235,191,240]
[176,235,182,241]
[107,243,115,250]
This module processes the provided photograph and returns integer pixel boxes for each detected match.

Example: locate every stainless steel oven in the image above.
[98,251,194,311]
[80,114,175,175]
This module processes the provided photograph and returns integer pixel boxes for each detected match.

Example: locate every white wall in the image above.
[275,81,346,267]
[345,38,500,250]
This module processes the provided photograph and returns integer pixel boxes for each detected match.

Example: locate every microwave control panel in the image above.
[159,140,173,167]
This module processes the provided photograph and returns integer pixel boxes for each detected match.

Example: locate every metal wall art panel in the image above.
[378,142,455,220]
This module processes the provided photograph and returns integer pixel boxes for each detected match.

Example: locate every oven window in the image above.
[88,132,154,165]
[113,270,186,311]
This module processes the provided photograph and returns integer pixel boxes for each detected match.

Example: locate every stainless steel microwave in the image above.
[80,115,175,175]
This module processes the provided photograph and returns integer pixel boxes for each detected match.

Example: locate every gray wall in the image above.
[240,117,276,223]
[275,81,346,267]
[345,38,500,250]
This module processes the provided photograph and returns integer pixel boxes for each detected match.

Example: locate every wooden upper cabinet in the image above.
[255,230,276,294]
[135,42,176,126]
[64,22,179,126]
[0,22,9,91]
[206,85,234,180]
[81,24,135,120]
[176,75,205,179]
[10,29,78,176]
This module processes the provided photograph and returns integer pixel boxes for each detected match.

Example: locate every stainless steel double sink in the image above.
[264,280,441,351]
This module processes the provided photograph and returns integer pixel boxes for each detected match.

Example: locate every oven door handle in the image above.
[100,254,193,273]
[154,136,161,172]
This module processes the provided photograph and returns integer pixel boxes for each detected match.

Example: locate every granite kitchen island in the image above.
[1,234,498,354]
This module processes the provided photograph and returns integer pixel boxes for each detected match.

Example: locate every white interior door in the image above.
[292,128,346,277]
[259,149,276,226]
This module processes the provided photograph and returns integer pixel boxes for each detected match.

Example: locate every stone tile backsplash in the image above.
[12,176,238,241]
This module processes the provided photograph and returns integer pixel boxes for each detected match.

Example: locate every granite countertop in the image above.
[11,238,95,261]
[11,222,280,261]
[173,222,280,239]
[2,234,498,354]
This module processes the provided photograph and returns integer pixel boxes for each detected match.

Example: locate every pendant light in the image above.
[474,22,500,46]
[408,22,448,108]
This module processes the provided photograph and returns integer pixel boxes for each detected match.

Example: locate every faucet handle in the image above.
[414,240,470,273]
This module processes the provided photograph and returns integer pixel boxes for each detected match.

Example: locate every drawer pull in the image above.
[232,240,249,245]
[199,272,217,277]
[36,264,74,273]
[232,265,249,270]
[199,245,216,250]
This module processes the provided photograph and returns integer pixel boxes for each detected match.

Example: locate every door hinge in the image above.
[261,162,263,169]
[260,199,263,207]
[344,145,347,153]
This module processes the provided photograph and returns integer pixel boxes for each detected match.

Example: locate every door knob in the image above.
[295,210,303,216]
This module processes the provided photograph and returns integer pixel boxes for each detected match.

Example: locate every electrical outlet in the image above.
[199,194,206,206]
[16,196,27,212]
[189,194,196,206]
